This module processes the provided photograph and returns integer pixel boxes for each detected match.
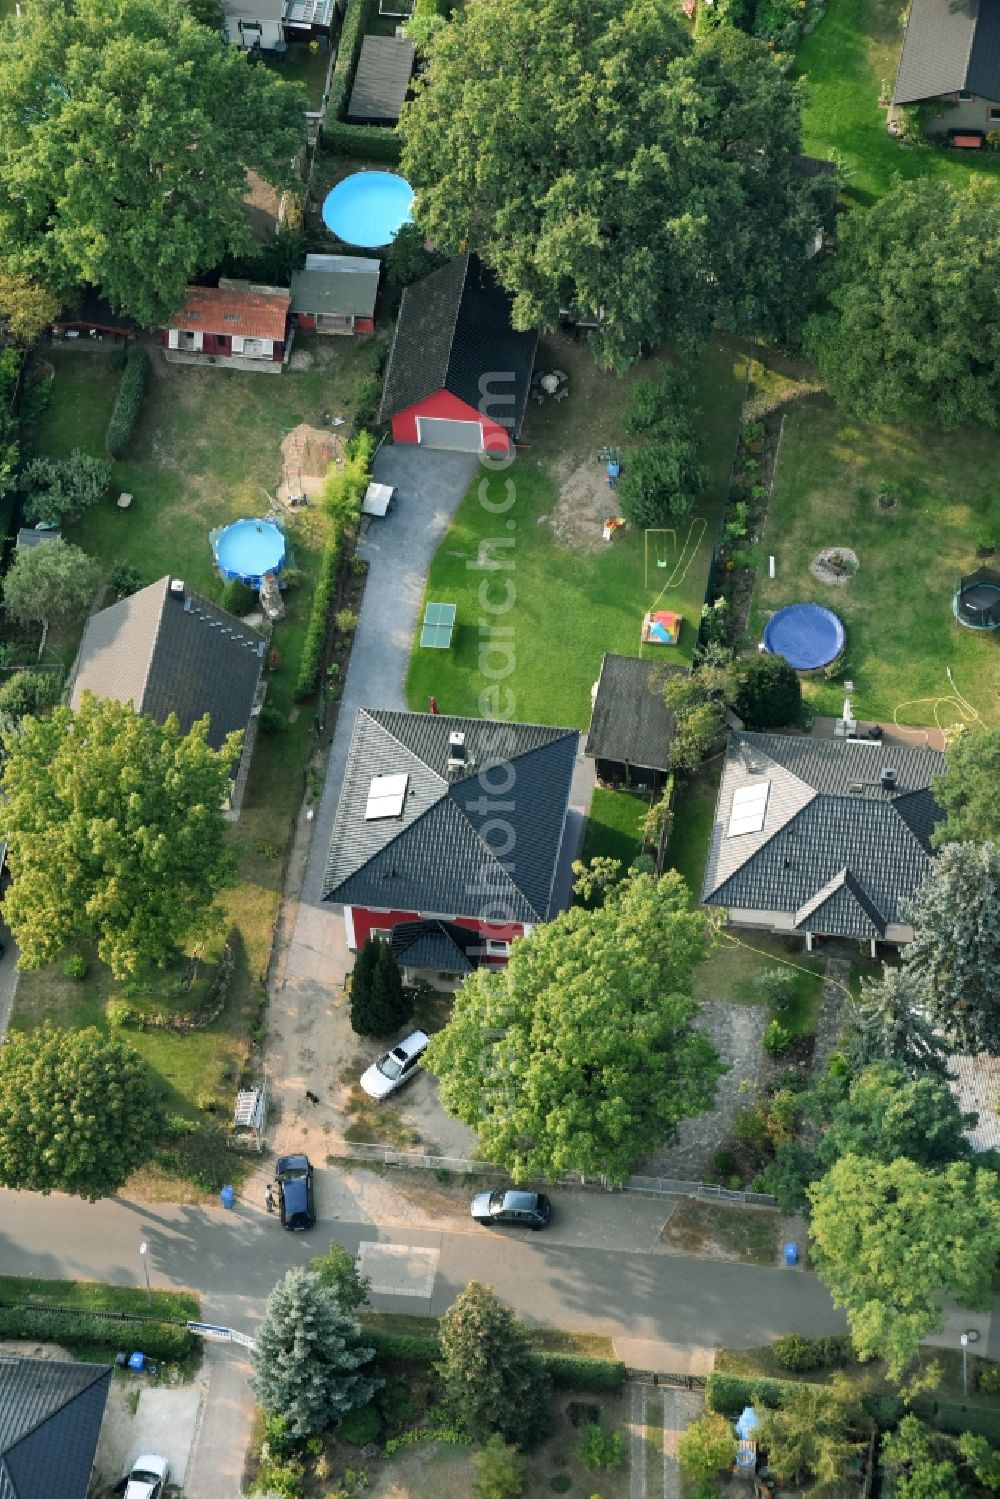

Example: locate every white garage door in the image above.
[416,416,484,452]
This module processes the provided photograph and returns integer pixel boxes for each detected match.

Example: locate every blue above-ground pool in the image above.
[214,518,286,587]
[322,171,414,248]
[763,603,845,671]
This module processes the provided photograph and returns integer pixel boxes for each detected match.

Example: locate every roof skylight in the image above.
[727,780,770,837]
[365,773,409,820]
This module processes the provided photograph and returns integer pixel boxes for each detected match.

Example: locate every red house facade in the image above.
[323,709,579,979]
[378,253,537,454]
[161,281,291,371]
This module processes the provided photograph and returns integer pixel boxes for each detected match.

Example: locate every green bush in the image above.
[220,578,257,616]
[105,348,150,458]
[978,1363,1000,1394]
[705,1370,819,1416]
[772,1334,827,1371]
[577,1422,625,1471]
[154,1120,232,1192]
[755,965,798,1012]
[862,1392,905,1430]
[338,1401,383,1444]
[259,704,288,734]
[539,1354,626,1393]
[763,1019,793,1057]
[368,1329,442,1364]
[62,954,88,981]
[322,120,402,162]
[0,669,59,724]
[108,561,146,599]
[293,526,342,700]
[0,1305,196,1361]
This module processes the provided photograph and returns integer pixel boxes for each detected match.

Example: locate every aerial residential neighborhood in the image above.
[0,0,999,1492]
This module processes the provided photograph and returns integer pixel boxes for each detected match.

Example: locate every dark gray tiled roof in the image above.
[0,1358,111,1499]
[69,576,265,752]
[584,653,678,771]
[290,256,379,318]
[324,710,579,923]
[347,34,414,123]
[378,254,538,437]
[391,919,476,973]
[702,732,945,937]
[893,0,1000,102]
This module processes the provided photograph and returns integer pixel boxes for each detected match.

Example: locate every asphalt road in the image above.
[0,1188,847,1351]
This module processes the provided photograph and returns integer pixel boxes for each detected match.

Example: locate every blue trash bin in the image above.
[784,1242,798,1267]
[220,1184,235,1210]
[128,1351,145,1372]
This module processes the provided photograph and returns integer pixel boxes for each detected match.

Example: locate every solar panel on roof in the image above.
[365,772,409,819]
[728,780,770,837]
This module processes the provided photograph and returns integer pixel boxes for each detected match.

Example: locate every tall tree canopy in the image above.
[1,694,239,977]
[847,964,953,1078]
[813,1062,973,1172]
[0,1022,163,1199]
[2,539,101,654]
[437,1282,551,1448]
[0,0,304,327]
[901,841,1000,1054]
[401,0,821,369]
[806,178,1000,428]
[808,1155,1000,1379]
[932,728,1000,847]
[425,871,723,1181]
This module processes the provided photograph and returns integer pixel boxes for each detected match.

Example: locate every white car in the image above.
[125,1454,169,1499]
[360,1029,429,1099]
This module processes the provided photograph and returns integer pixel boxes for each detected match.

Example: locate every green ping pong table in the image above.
[420,601,456,649]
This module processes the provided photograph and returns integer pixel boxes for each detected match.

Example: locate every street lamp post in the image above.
[961,1332,969,1398]
[139,1241,151,1308]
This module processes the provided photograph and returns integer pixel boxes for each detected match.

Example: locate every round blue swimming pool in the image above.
[763,603,845,671]
[322,171,414,248]
[214,518,286,587]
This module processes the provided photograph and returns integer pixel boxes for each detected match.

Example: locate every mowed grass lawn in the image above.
[751,397,1000,728]
[406,337,748,729]
[11,340,379,1132]
[795,0,1000,200]
[579,786,650,868]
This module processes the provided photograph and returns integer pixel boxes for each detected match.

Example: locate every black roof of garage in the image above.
[347,35,415,123]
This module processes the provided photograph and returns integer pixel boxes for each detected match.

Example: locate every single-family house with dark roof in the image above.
[68,575,267,815]
[291,254,380,334]
[0,1357,111,1499]
[161,281,292,372]
[702,731,945,955]
[892,0,1000,136]
[585,653,679,789]
[323,709,579,971]
[347,34,415,125]
[378,253,538,454]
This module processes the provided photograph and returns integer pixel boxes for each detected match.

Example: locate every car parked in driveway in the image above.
[471,1188,551,1230]
[124,1454,169,1499]
[360,1029,429,1100]
[276,1153,315,1231]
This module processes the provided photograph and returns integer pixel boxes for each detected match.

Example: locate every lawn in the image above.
[694,930,825,1032]
[405,336,749,729]
[750,396,1000,728]
[795,0,1000,202]
[10,339,382,1150]
[0,1274,198,1322]
[663,759,723,899]
[579,787,650,868]
[262,41,332,109]
[661,1199,780,1265]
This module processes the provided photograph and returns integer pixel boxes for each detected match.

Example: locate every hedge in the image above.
[705,1371,824,1416]
[293,523,343,700]
[325,0,376,124]
[539,1353,626,1393]
[105,347,150,458]
[0,1305,196,1361]
[323,121,402,162]
[369,1329,442,1363]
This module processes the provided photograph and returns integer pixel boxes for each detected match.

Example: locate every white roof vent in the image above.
[365,773,408,820]
[447,731,466,770]
[169,578,185,599]
[727,780,770,838]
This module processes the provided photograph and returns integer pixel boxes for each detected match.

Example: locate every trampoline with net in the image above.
[953,565,1000,630]
[763,602,845,671]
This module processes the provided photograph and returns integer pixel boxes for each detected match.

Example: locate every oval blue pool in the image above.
[214,518,286,587]
[322,171,414,248]
[763,603,845,671]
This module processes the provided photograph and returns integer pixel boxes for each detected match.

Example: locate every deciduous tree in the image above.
[2,539,101,654]
[0,0,304,327]
[22,451,112,527]
[882,1416,963,1499]
[0,1022,163,1199]
[808,1155,1000,1379]
[756,1375,871,1489]
[932,727,1000,847]
[901,841,1000,1054]
[1,694,239,977]
[426,872,723,1182]
[250,1269,381,1438]
[437,1282,551,1447]
[814,1061,973,1172]
[677,1413,738,1481]
[401,0,820,370]
[734,653,802,729]
[0,271,59,348]
[806,179,1000,428]
[310,1240,371,1315]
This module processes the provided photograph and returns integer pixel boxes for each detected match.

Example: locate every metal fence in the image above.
[325,1140,778,1207]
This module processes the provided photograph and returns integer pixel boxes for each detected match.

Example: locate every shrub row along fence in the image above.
[321,0,402,164]
[105,346,149,459]
[326,1139,778,1207]
[366,1328,626,1394]
[0,1303,197,1361]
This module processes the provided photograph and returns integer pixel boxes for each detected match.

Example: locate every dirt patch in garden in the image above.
[545,457,623,553]
[658,1198,780,1266]
[809,546,859,585]
[278,422,344,506]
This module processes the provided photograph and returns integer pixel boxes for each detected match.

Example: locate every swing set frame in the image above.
[644,529,676,591]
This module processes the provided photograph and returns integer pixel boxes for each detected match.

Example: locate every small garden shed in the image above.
[290,254,380,333]
[347,34,415,124]
[585,652,679,789]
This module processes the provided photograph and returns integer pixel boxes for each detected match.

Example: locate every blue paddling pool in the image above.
[763,603,845,671]
[214,518,286,587]
[322,172,414,248]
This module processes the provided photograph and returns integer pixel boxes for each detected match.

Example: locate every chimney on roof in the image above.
[169,578,185,602]
[447,731,467,773]
[881,767,898,793]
